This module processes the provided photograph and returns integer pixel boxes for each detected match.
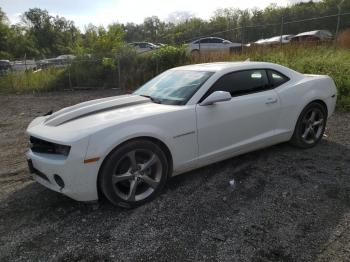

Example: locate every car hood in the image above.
[43,94,150,127]
[27,94,185,143]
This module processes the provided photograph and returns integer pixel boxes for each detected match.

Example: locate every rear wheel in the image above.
[191,49,200,57]
[290,102,327,148]
[99,140,168,208]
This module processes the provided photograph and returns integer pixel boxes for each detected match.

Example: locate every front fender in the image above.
[85,107,198,176]
[85,124,173,164]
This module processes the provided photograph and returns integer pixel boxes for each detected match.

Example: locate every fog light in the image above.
[54,174,65,189]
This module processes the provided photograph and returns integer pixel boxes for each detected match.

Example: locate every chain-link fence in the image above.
[0,11,349,93]
[183,12,350,45]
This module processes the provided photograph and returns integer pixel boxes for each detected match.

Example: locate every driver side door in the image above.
[195,69,281,166]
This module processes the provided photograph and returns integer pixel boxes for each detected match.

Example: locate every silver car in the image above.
[187,37,241,55]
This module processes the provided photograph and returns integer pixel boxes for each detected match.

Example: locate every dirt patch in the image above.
[0,90,350,261]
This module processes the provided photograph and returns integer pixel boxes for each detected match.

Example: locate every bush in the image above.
[117,45,188,91]
[67,58,118,88]
[1,44,349,111]
[0,68,66,93]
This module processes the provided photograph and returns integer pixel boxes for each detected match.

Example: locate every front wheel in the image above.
[99,140,169,208]
[290,102,327,148]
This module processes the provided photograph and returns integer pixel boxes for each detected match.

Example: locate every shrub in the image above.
[1,44,349,111]
[0,68,66,93]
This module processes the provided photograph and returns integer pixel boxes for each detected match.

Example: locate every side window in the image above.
[207,70,270,98]
[211,38,224,43]
[200,38,210,43]
[268,70,289,87]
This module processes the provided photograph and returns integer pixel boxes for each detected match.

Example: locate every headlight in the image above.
[54,144,71,156]
[30,136,71,156]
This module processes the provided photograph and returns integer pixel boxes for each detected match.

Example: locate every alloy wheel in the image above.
[300,107,325,144]
[111,149,163,202]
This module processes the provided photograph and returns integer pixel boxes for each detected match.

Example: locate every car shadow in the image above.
[0,139,350,261]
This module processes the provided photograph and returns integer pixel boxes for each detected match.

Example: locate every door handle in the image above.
[265,98,278,105]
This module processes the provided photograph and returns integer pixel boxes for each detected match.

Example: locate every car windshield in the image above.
[134,70,214,105]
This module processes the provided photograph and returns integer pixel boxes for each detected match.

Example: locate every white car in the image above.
[187,37,242,55]
[130,42,160,53]
[26,62,337,208]
[254,35,294,45]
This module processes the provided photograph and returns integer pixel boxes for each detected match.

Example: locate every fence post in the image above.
[280,15,284,48]
[24,53,29,91]
[241,25,245,54]
[24,53,27,71]
[117,57,121,92]
[199,24,201,57]
[68,62,72,89]
[335,0,345,44]
[156,57,159,74]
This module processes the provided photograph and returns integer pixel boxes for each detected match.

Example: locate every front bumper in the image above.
[25,146,101,202]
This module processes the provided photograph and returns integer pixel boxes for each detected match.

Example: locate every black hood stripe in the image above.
[57,100,151,126]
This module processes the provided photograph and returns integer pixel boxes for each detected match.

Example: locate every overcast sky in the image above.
[2,0,313,30]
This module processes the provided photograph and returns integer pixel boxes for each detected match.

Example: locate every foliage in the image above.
[80,24,125,57]
[1,45,349,110]
[1,1,350,59]
[0,68,66,93]
[0,2,350,110]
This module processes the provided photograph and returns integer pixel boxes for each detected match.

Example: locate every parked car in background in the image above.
[11,60,37,72]
[291,30,332,42]
[253,35,294,46]
[265,35,294,45]
[0,60,11,74]
[130,42,160,53]
[26,62,337,208]
[187,37,241,55]
[37,54,76,69]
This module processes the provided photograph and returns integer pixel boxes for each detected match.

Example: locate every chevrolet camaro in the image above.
[26,62,337,208]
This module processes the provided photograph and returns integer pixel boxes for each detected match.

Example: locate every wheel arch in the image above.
[290,99,328,148]
[292,99,328,134]
[96,136,173,199]
[311,99,328,116]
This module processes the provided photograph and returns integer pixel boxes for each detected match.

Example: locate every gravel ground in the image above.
[0,90,350,262]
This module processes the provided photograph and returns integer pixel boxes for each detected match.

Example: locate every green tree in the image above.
[0,7,11,58]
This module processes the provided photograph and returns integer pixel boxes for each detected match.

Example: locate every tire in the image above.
[290,102,327,148]
[99,139,169,208]
[191,49,200,57]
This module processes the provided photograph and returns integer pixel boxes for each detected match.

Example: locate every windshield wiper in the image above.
[139,94,162,104]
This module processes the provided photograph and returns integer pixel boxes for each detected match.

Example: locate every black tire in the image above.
[99,139,169,208]
[191,49,200,56]
[290,102,327,148]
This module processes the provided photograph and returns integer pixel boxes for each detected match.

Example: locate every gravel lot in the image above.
[0,90,350,262]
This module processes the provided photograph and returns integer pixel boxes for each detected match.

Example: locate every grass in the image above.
[0,68,67,94]
[0,44,349,110]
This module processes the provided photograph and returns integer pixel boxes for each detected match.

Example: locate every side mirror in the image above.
[200,91,231,106]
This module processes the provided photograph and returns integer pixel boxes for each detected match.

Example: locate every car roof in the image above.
[171,61,283,72]
[191,37,225,42]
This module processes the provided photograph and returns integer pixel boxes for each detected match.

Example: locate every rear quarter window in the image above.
[268,70,290,87]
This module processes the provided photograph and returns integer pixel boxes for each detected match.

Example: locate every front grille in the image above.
[29,136,70,156]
